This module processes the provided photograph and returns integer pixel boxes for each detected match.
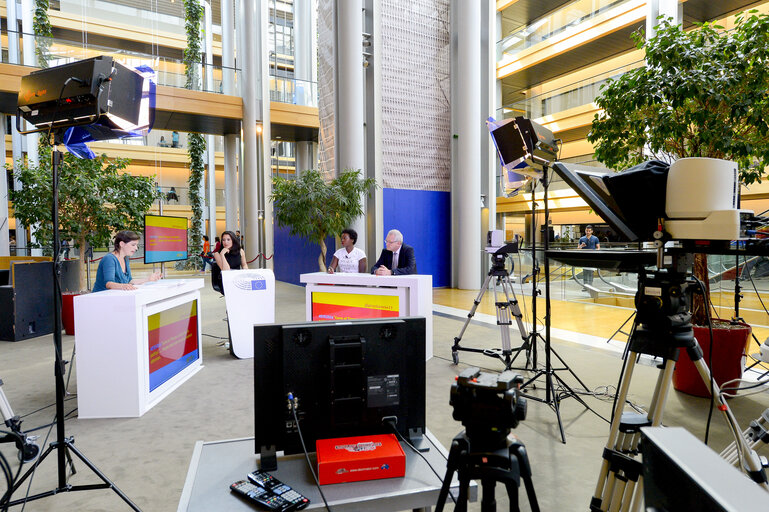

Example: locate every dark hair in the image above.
[341,228,358,244]
[585,225,594,230]
[215,237,220,242]
[218,230,241,253]
[203,235,209,241]
[114,230,140,252]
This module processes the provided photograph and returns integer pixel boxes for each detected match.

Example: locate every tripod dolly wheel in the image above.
[452,350,459,365]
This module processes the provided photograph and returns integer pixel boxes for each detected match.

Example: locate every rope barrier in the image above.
[247,253,273,264]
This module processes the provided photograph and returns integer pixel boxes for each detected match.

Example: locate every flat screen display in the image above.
[311,291,400,321]
[147,299,200,392]
[144,214,188,263]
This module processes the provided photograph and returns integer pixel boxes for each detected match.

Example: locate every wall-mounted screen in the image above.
[144,214,188,264]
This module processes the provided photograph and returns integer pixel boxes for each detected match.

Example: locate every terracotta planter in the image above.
[672,321,751,397]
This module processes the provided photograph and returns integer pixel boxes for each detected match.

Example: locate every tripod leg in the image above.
[435,445,460,512]
[451,274,495,363]
[480,479,497,512]
[592,353,639,509]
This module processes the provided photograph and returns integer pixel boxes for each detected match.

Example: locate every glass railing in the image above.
[499,244,769,331]
[497,60,643,120]
[497,0,632,64]
[155,185,225,206]
[269,76,318,107]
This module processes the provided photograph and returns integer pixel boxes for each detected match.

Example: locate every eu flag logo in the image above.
[251,279,266,290]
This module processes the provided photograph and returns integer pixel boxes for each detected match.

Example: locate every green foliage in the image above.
[183,133,206,270]
[33,0,52,68]
[183,0,203,90]
[588,12,769,185]
[9,147,159,288]
[271,169,377,271]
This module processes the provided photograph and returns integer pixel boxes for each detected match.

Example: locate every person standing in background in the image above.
[577,225,600,290]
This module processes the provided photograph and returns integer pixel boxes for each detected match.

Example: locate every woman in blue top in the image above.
[92,231,162,292]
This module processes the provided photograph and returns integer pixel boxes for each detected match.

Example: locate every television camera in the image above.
[436,367,538,512]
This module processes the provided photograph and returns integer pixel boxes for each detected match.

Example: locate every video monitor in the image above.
[254,317,426,470]
[642,427,769,511]
[144,214,188,264]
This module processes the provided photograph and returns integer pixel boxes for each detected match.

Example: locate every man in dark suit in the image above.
[371,229,416,275]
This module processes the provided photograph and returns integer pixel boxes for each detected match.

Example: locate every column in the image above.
[242,0,259,267]
[221,0,239,231]
[295,141,317,174]
[7,0,25,251]
[204,0,217,243]
[336,0,366,250]
[0,116,8,256]
[647,0,682,38]
[258,0,273,269]
[454,1,481,289]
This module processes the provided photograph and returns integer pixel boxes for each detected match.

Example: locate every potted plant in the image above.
[588,12,769,395]
[271,169,376,272]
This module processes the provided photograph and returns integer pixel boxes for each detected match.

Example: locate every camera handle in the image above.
[435,430,540,512]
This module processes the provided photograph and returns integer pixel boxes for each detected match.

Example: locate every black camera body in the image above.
[450,367,527,432]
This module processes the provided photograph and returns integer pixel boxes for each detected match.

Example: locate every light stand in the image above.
[2,137,140,511]
[519,168,597,444]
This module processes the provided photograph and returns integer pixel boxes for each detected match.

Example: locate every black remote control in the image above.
[230,480,295,511]
[248,469,311,510]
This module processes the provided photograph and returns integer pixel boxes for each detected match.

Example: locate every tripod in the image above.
[0,379,40,465]
[1,143,140,511]
[451,247,531,370]
[435,429,540,512]
[590,262,769,511]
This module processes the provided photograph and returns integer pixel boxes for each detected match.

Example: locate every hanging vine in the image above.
[182,0,207,269]
[33,0,52,68]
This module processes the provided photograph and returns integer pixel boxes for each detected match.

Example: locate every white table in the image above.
[178,430,475,511]
[300,272,433,360]
[74,279,204,418]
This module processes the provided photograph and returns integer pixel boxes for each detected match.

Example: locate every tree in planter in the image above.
[271,169,377,271]
[588,12,769,326]
[10,148,159,290]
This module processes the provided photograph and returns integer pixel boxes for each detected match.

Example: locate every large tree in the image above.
[10,147,158,290]
[588,12,769,324]
[271,169,376,271]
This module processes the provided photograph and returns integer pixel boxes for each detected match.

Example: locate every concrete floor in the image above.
[1,277,768,511]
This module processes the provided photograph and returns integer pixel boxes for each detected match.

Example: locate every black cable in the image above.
[202,333,229,340]
[384,421,456,506]
[287,393,332,512]
[694,277,716,446]
[0,449,12,512]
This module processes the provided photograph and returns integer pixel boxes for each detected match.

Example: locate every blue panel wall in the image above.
[273,225,335,285]
[382,188,451,287]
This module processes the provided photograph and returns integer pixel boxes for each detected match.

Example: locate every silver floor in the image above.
[1,278,767,511]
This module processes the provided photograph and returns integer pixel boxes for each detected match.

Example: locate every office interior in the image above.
[2,0,769,510]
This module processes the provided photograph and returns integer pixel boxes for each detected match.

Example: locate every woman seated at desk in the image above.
[212,230,248,271]
[92,231,162,292]
[327,228,367,274]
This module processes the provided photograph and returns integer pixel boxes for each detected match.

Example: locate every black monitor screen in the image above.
[254,317,426,467]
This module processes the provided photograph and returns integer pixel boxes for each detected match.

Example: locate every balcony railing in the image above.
[3,29,319,108]
[497,60,643,120]
[156,186,226,206]
[497,0,632,64]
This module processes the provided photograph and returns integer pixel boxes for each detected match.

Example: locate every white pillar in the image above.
[0,115,9,256]
[20,0,38,167]
[222,0,239,231]
[204,1,217,243]
[337,0,366,250]
[647,0,682,38]
[7,0,24,251]
[295,141,317,174]
[259,0,273,269]
[294,0,313,83]
[242,0,259,267]
[455,1,481,290]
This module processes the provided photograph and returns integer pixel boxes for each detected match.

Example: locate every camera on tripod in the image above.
[450,367,527,433]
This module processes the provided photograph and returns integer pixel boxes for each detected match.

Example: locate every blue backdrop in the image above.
[272,188,451,287]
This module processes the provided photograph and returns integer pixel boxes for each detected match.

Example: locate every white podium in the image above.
[299,272,433,360]
[221,269,275,359]
[74,279,204,418]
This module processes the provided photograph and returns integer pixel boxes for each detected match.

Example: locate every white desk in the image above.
[300,272,433,360]
[74,279,204,418]
[221,269,275,359]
